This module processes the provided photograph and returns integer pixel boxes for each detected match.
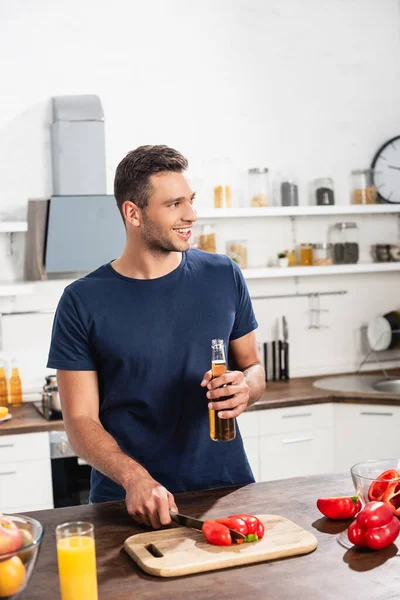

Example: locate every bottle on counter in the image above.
[10,359,23,407]
[0,362,8,406]
[209,339,236,442]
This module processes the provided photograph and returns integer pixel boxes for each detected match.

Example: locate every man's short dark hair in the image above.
[114,145,188,217]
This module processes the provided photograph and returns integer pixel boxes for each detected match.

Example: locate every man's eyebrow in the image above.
[163,192,196,205]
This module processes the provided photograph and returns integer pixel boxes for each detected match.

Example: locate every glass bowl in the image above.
[0,514,44,599]
[351,458,400,505]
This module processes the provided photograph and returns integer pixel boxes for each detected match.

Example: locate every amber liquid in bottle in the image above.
[0,366,8,407]
[10,366,23,407]
[208,340,236,442]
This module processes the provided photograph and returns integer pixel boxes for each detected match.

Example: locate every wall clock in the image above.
[371,136,400,203]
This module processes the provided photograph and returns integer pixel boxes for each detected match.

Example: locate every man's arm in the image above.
[201,330,265,418]
[57,369,177,528]
[229,330,265,406]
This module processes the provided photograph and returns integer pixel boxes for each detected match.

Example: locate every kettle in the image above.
[42,375,62,412]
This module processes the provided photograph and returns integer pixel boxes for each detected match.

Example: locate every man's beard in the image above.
[141,212,186,254]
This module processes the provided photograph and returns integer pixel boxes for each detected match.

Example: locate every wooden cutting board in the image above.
[124,514,318,577]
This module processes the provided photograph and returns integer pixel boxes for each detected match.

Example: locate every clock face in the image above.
[372,136,400,203]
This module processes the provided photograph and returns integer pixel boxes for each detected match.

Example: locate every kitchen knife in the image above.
[282,316,290,381]
[263,342,268,382]
[169,510,246,541]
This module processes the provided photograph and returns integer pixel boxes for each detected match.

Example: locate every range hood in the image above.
[24,95,125,280]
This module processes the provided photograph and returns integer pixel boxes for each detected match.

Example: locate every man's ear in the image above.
[123,200,142,226]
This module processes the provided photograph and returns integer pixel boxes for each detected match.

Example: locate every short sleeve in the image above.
[229,260,258,341]
[47,288,96,371]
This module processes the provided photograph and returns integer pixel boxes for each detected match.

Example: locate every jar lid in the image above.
[248,168,268,174]
[351,169,375,175]
[312,243,332,249]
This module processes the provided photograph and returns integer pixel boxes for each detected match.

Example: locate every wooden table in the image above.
[22,472,400,599]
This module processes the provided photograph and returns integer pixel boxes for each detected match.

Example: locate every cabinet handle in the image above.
[360,412,394,417]
[282,413,312,419]
[0,471,16,476]
[0,444,14,448]
[282,437,313,444]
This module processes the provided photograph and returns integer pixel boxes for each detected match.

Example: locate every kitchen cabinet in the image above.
[238,403,335,482]
[334,404,400,472]
[0,431,53,513]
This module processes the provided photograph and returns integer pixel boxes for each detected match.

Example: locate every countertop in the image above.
[1,370,400,435]
[22,472,400,599]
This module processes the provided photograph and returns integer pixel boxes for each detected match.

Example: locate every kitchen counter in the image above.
[22,472,400,599]
[0,402,64,435]
[1,369,400,435]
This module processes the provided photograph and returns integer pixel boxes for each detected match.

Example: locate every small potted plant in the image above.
[277,252,289,268]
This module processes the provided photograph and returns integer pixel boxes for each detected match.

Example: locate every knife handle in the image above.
[263,342,268,382]
[272,341,276,381]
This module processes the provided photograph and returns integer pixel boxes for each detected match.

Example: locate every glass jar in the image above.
[213,158,232,208]
[312,177,335,206]
[226,240,248,269]
[351,169,377,204]
[312,243,333,266]
[280,174,299,206]
[284,249,297,266]
[198,225,216,253]
[248,168,269,207]
[329,222,359,264]
[300,243,313,266]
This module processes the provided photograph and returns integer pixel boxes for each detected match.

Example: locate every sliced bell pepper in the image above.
[201,520,232,546]
[348,501,400,551]
[368,469,400,502]
[229,514,259,536]
[316,496,362,520]
[382,480,400,516]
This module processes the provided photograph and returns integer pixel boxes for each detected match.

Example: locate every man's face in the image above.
[140,172,197,254]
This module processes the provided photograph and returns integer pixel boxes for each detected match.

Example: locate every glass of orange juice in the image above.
[56,521,98,600]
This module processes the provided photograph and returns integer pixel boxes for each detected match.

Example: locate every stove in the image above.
[33,401,63,421]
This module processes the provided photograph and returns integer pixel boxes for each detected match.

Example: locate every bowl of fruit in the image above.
[351,458,400,511]
[0,513,44,599]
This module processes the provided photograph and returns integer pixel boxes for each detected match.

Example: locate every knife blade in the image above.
[169,510,246,541]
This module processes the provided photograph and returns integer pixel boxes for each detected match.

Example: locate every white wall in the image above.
[1,0,400,391]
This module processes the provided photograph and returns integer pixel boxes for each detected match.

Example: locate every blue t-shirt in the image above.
[47,249,258,502]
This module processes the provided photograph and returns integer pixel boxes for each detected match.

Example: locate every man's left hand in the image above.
[200,370,249,419]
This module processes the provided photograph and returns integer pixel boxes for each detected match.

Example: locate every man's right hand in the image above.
[125,473,178,529]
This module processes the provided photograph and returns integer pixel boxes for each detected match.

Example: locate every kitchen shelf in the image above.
[0,221,28,233]
[196,205,400,218]
[242,262,400,279]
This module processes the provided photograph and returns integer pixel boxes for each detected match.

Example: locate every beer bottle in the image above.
[10,360,23,407]
[0,362,8,407]
[209,339,236,442]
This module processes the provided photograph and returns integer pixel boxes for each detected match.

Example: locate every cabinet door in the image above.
[0,458,53,512]
[260,428,334,481]
[335,404,400,472]
[237,412,260,481]
[242,437,260,482]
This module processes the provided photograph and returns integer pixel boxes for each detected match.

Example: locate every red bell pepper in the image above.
[218,515,265,542]
[229,514,259,536]
[348,501,400,551]
[316,496,362,520]
[368,469,400,502]
[201,520,232,546]
[382,480,400,516]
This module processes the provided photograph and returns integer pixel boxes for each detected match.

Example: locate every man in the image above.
[47,145,265,529]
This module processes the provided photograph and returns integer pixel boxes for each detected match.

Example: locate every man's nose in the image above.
[183,201,197,223]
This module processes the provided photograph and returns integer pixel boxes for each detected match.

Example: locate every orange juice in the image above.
[57,535,98,600]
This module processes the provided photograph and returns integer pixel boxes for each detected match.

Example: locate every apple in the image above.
[0,516,22,555]
[18,528,34,563]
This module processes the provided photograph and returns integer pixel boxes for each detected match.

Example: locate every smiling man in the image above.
[47,145,265,528]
